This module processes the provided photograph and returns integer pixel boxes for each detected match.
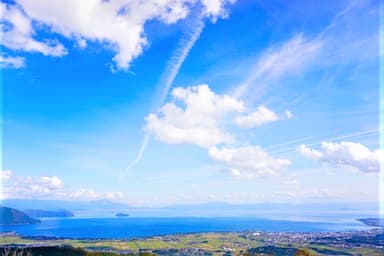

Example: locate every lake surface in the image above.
[0,217,371,239]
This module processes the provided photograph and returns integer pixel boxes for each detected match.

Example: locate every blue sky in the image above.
[0,0,382,207]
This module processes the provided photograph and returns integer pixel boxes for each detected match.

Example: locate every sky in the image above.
[0,0,382,208]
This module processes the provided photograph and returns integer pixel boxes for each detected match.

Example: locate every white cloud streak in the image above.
[298,141,383,173]
[124,17,205,173]
[121,134,150,178]
[123,1,235,171]
[158,18,205,106]
[0,55,25,69]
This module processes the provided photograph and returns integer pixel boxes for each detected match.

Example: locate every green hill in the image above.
[0,206,41,225]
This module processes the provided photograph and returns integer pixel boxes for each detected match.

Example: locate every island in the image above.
[0,206,40,225]
[115,213,129,217]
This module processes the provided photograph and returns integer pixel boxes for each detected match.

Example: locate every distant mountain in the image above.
[115,213,129,217]
[23,209,74,218]
[0,199,379,218]
[125,202,380,218]
[1,199,130,216]
[357,218,384,227]
[0,206,41,225]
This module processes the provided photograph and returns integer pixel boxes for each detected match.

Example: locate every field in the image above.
[0,228,383,255]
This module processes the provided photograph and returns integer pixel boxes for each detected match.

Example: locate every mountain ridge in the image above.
[0,206,41,225]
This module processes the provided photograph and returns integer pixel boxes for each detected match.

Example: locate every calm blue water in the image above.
[0,217,371,239]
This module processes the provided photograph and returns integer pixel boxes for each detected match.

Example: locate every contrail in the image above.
[125,135,150,171]
[122,18,205,178]
[157,18,205,108]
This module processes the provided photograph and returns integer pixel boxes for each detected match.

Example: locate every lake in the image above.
[0,217,371,239]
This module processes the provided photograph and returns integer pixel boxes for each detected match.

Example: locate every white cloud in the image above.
[233,35,323,98]
[282,178,299,186]
[201,0,236,20]
[146,84,244,148]
[298,144,323,159]
[39,176,63,189]
[1,0,235,70]
[284,110,293,119]
[1,172,123,200]
[69,189,124,200]
[234,105,293,129]
[106,191,124,200]
[0,55,25,69]
[69,188,100,200]
[147,84,293,147]
[7,175,64,198]
[0,170,12,181]
[298,142,383,173]
[307,188,336,199]
[209,145,291,178]
[77,38,87,49]
[0,3,67,57]
[234,105,280,128]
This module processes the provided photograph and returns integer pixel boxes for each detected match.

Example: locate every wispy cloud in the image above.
[232,34,323,99]
[317,0,379,65]
[229,0,378,105]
